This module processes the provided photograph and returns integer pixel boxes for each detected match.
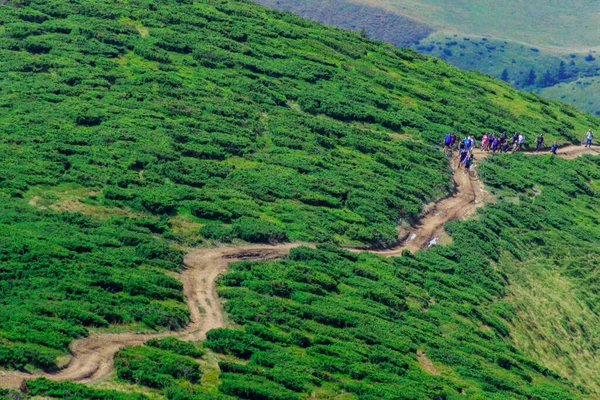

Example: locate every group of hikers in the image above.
[443,129,595,174]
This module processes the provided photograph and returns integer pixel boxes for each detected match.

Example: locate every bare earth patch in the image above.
[417,350,440,375]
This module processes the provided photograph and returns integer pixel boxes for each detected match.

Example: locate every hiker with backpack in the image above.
[487,132,496,151]
[513,133,524,152]
[459,142,469,166]
[451,132,458,149]
[462,135,471,152]
[512,132,519,145]
[492,136,500,153]
[469,135,476,154]
[551,142,558,155]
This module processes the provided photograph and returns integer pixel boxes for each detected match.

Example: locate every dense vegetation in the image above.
[0,204,188,370]
[95,153,600,399]
[20,379,150,399]
[1,0,600,398]
[1,0,595,372]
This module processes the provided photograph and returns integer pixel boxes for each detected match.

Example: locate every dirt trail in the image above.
[474,144,600,160]
[1,145,597,390]
[364,152,490,257]
[0,244,303,389]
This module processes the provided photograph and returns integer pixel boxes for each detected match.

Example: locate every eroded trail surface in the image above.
[1,145,597,390]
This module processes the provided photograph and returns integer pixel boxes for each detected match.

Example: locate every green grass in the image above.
[352,0,600,49]
[538,76,600,116]
[501,255,600,393]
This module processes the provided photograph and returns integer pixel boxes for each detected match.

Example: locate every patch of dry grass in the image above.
[500,254,600,393]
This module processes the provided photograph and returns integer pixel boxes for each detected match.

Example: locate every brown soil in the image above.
[417,349,441,375]
[0,145,596,389]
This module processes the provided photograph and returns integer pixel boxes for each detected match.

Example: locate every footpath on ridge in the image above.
[1,144,597,390]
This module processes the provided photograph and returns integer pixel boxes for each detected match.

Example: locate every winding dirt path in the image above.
[361,151,490,256]
[0,244,304,389]
[0,144,597,390]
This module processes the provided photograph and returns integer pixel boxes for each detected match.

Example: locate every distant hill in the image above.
[252,0,433,47]
[254,0,600,115]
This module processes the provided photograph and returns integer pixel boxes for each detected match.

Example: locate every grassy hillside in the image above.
[537,76,600,115]
[1,0,600,399]
[22,153,600,399]
[253,0,600,113]
[352,0,599,48]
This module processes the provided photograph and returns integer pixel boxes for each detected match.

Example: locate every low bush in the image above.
[115,346,201,388]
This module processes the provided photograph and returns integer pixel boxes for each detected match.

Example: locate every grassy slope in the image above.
[414,33,600,89]
[537,76,600,116]
[254,0,600,112]
[31,153,600,399]
[1,0,600,398]
[478,154,600,394]
[349,0,600,48]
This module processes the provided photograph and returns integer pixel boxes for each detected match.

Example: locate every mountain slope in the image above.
[252,0,600,114]
[1,0,600,399]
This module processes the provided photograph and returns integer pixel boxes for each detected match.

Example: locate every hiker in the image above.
[451,132,458,148]
[501,131,507,144]
[512,132,519,145]
[585,129,594,148]
[551,142,558,155]
[513,133,524,152]
[481,133,489,151]
[459,146,469,166]
[502,142,510,153]
[463,135,471,152]
[535,134,544,152]
[486,132,494,151]
[464,154,474,175]
[492,137,499,153]
[444,133,453,149]
[469,135,476,154]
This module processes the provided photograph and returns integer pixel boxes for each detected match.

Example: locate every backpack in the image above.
[444,134,452,145]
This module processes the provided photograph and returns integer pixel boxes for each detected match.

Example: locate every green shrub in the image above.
[205,328,270,358]
[145,337,204,358]
[231,218,288,243]
[190,201,232,221]
[199,224,233,242]
[115,346,201,388]
[22,378,149,399]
